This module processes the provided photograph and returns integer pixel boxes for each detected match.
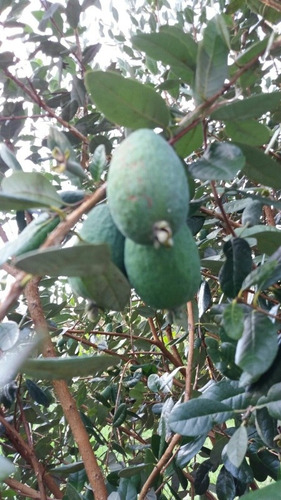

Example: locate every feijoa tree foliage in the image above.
[0,0,281,498]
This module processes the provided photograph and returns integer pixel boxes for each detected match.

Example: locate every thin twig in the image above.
[185,301,195,402]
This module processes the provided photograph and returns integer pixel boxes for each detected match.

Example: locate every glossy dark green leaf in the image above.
[235,143,281,190]
[186,216,205,236]
[1,172,63,209]
[194,461,211,495]
[14,244,111,276]
[188,142,245,181]
[216,466,236,500]
[195,15,229,103]
[26,379,51,407]
[225,120,270,146]
[132,31,194,82]
[222,302,244,340]
[23,355,120,380]
[85,70,169,130]
[226,426,248,468]
[113,403,127,427]
[168,399,232,437]
[235,311,279,381]
[219,238,252,298]
[255,407,277,448]
[211,92,281,121]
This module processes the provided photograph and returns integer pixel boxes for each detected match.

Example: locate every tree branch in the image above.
[0,412,62,498]
[4,69,88,144]
[0,184,106,322]
[25,277,108,500]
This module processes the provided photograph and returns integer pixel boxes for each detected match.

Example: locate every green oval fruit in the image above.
[124,225,201,309]
[79,203,126,275]
[68,203,129,311]
[107,129,189,246]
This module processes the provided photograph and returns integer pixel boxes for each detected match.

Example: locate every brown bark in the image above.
[25,277,108,500]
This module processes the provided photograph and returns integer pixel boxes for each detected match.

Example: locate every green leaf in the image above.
[39,40,69,57]
[235,311,279,381]
[0,51,15,69]
[38,2,62,31]
[241,260,281,293]
[26,379,51,407]
[0,193,56,211]
[222,302,245,340]
[0,456,16,481]
[49,461,84,475]
[168,399,233,437]
[132,31,194,82]
[63,483,84,500]
[0,143,22,170]
[69,261,131,311]
[0,213,60,267]
[118,464,150,478]
[225,120,270,146]
[0,321,19,351]
[235,225,281,255]
[198,280,212,318]
[234,143,281,190]
[1,172,63,209]
[241,200,263,226]
[14,244,111,276]
[176,434,208,468]
[255,407,277,449]
[219,238,252,298]
[65,0,81,28]
[211,92,281,121]
[195,15,229,103]
[216,466,236,500]
[226,426,248,468]
[48,126,76,156]
[85,70,169,130]
[241,481,281,500]
[188,142,245,181]
[174,124,203,158]
[89,144,107,181]
[23,354,120,380]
